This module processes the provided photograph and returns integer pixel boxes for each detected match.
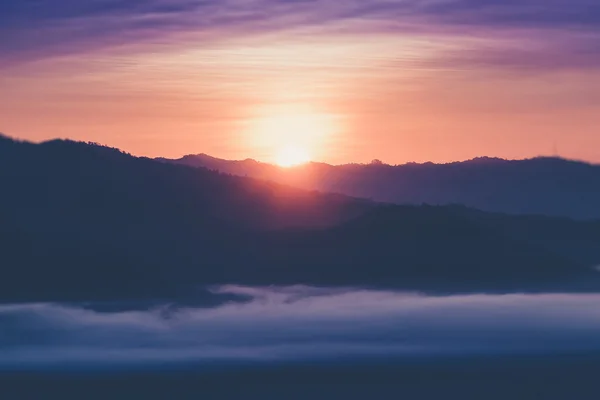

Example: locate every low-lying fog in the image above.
[2,285,600,370]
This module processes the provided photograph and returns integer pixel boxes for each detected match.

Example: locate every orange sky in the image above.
[1,0,600,165]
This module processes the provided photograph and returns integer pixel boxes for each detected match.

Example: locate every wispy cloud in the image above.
[2,0,600,69]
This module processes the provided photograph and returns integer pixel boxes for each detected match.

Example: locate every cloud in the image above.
[2,285,600,370]
[1,0,599,71]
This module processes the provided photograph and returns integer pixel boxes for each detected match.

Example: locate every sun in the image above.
[244,104,339,167]
[275,145,311,167]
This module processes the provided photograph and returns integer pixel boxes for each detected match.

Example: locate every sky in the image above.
[1,0,600,165]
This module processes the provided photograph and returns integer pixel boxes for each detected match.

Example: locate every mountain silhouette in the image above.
[1,135,600,303]
[160,153,600,220]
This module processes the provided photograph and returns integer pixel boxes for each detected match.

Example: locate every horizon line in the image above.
[1,132,595,168]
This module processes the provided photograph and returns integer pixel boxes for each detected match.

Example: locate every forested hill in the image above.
[1,135,599,303]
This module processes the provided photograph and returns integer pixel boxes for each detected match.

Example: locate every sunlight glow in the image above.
[275,145,311,167]
[246,105,338,165]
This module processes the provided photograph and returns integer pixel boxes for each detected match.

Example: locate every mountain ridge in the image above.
[160,152,600,220]
[162,152,597,168]
[1,135,600,303]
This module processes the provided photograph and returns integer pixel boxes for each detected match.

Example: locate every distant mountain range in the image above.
[158,154,600,220]
[2,135,600,303]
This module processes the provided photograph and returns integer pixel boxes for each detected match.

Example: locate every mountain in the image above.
[1,135,600,303]
[160,154,600,220]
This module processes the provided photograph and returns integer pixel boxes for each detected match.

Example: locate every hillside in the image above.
[1,136,599,302]
[161,154,600,220]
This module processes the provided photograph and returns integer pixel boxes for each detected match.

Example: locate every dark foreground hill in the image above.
[161,153,600,220]
[1,135,600,302]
